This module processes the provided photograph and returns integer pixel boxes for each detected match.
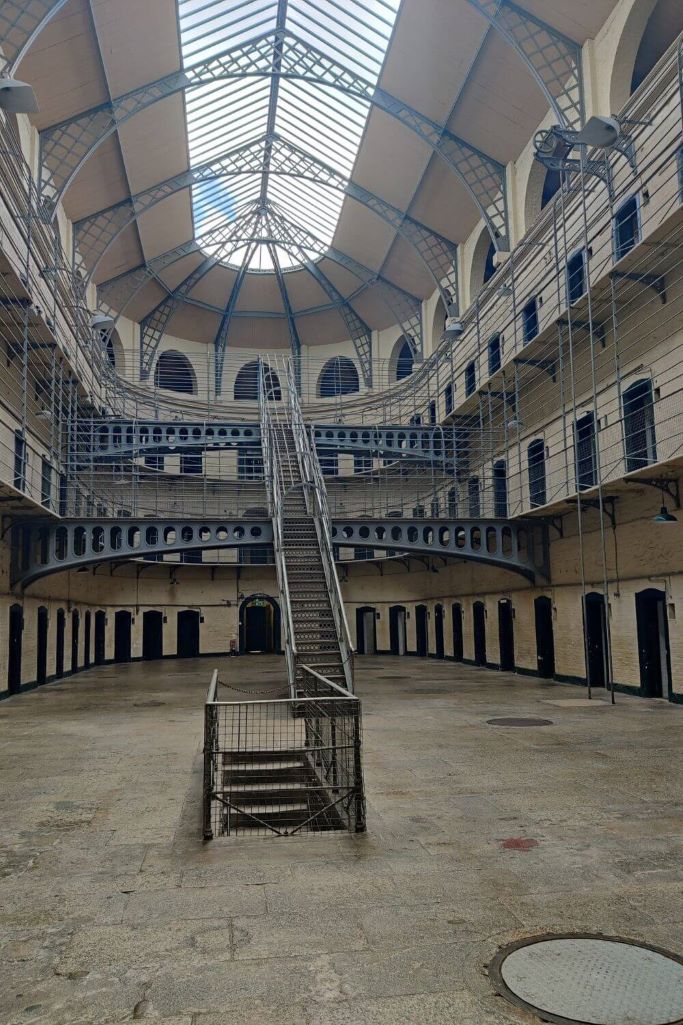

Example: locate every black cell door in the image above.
[434,605,445,658]
[36,606,49,685]
[355,607,376,655]
[114,611,132,662]
[71,610,80,672]
[473,602,487,666]
[142,610,164,660]
[451,603,464,661]
[415,605,428,657]
[94,611,106,665]
[635,588,671,698]
[8,603,23,694]
[498,600,515,670]
[583,592,607,687]
[389,606,407,656]
[177,610,200,658]
[534,596,555,678]
[55,608,65,677]
[84,611,91,669]
[245,604,271,652]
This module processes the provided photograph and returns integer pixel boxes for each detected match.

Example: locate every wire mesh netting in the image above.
[203,668,365,839]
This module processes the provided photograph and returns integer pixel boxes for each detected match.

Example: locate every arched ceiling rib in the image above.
[12,0,622,351]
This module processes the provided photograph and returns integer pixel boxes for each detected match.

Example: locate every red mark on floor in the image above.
[501,837,539,851]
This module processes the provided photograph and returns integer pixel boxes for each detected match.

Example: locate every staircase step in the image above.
[223,750,305,767]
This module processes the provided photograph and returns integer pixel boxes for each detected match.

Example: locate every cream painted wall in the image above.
[2,482,682,700]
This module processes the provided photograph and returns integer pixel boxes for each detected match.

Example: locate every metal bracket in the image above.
[6,341,58,362]
[611,271,667,304]
[566,496,618,528]
[546,515,564,539]
[557,316,606,348]
[514,357,557,382]
[487,390,517,408]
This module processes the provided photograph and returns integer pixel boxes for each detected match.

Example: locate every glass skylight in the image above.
[177,0,400,272]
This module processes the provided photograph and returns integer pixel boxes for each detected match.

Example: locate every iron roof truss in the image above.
[75,133,459,308]
[38,26,510,247]
[463,0,585,129]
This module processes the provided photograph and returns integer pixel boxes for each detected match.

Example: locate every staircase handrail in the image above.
[285,362,355,692]
[258,361,298,692]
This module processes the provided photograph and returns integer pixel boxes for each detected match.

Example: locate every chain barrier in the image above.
[217,678,289,697]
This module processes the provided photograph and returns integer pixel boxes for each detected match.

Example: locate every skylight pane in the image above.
[177,0,400,271]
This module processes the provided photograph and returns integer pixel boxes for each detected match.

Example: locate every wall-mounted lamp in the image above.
[653,506,677,523]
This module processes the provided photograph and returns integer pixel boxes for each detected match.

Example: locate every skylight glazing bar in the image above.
[177,0,400,271]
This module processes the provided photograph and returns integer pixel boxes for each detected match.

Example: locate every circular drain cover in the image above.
[487,716,553,727]
[489,935,683,1025]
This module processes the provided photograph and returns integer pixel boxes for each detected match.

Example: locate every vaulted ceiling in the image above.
[15,0,621,357]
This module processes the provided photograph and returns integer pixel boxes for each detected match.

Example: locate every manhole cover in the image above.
[487,717,553,727]
[133,700,166,707]
[489,935,683,1025]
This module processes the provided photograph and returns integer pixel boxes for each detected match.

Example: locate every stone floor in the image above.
[1,655,682,1025]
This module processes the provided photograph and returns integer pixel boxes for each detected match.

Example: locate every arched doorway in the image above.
[534,596,555,678]
[71,610,80,672]
[36,606,49,686]
[55,608,65,677]
[356,607,377,656]
[177,610,201,658]
[434,604,445,658]
[114,610,132,663]
[389,605,407,656]
[583,593,607,688]
[84,611,91,669]
[94,611,106,665]
[451,603,464,661]
[473,602,487,666]
[415,605,428,657]
[8,603,23,694]
[498,600,515,671]
[239,595,280,654]
[143,610,164,660]
[635,588,671,698]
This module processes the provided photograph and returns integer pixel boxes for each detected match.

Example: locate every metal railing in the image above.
[258,369,298,692]
[286,361,355,693]
[203,666,365,839]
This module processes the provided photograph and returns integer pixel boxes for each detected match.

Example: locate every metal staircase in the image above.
[259,363,354,697]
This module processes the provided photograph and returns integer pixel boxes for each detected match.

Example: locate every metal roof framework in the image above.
[6,0,588,368]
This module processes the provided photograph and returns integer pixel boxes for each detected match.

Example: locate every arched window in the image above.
[468,477,480,517]
[527,439,546,508]
[234,361,281,401]
[154,351,197,394]
[493,460,507,517]
[469,227,497,299]
[541,168,562,210]
[574,413,597,491]
[317,357,359,398]
[631,1,683,94]
[431,297,447,346]
[105,336,115,366]
[623,379,656,471]
[392,336,414,381]
[483,241,496,284]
